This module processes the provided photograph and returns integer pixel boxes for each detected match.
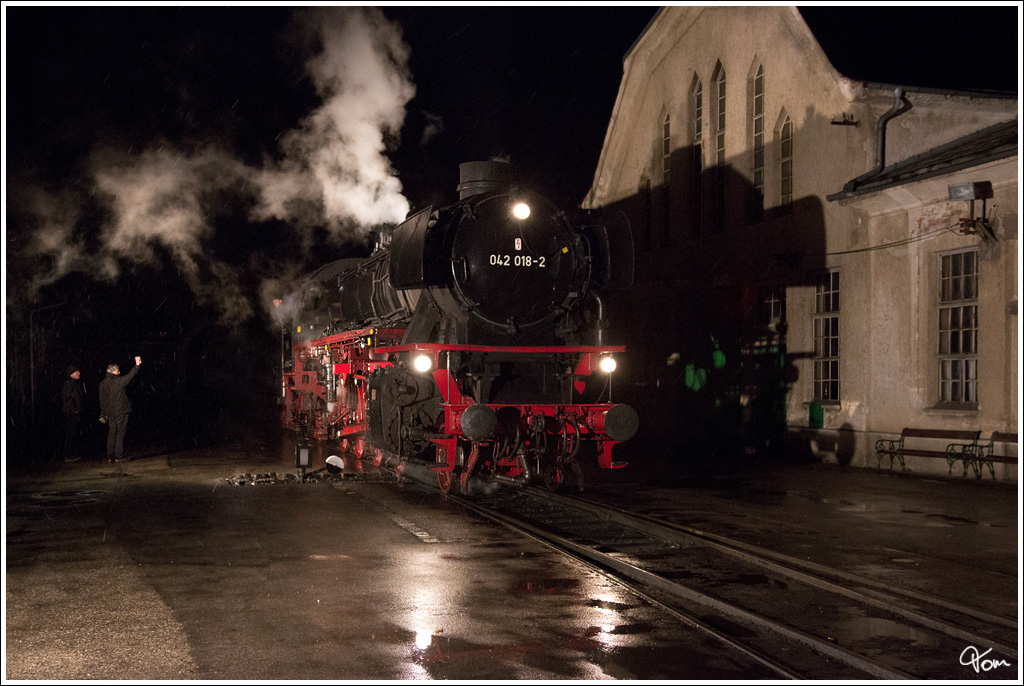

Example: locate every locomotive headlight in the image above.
[599,355,617,374]
[512,202,531,220]
[412,353,434,373]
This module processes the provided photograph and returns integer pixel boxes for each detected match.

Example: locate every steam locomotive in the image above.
[279,160,638,493]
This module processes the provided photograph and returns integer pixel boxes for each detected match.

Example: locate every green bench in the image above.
[875,428,981,475]
[967,432,1018,479]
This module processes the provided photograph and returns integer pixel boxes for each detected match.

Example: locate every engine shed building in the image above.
[584,6,1018,479]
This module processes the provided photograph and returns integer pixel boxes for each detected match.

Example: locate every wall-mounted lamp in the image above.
[948,181,996,242]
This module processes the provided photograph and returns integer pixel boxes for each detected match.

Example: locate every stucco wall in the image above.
[584,5,1018,480]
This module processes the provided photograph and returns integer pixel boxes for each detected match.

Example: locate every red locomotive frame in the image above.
[282,327,630,493]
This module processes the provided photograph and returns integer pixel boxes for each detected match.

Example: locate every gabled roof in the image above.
[827,119,1018,202]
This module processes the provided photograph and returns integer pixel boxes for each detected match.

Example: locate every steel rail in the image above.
[443,487,910,680]
[539,488,1018,657]
[364,455,1009,676]
[380,462,909,680]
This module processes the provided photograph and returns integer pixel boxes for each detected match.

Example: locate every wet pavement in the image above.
[5,445,776,681]
[582,456,1020,679]
[584,459,1019,622]
[5,442,1020,680]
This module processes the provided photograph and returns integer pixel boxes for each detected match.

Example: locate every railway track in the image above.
[384,460,1016,680]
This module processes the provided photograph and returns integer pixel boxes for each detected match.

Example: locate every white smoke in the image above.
[259,266,309,329]
[20,186,107,288]
[253,8,413,232]
[91,144,248,272]
[420,111,446,146]
[21,7,414,325]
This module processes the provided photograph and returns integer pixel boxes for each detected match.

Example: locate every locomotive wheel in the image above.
[543,465,565,492]
[437,470,455,493]
[371,447,384,467]
[353,437,365,459]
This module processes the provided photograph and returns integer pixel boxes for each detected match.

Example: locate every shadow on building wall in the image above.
[593,143,830,480]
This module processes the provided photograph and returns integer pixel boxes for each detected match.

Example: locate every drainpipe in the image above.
[843,87,911,191]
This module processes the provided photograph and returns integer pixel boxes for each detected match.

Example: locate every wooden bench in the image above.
[875,428,981,474]
[968,432,1018,479]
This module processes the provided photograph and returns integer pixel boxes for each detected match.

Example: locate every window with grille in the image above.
[813,270,840,401]
[780,115,793,211]
[749,65,764,224]
[938,249,978,405]
[758,283,786,325]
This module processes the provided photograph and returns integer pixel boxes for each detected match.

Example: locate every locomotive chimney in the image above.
[457,160,512,199]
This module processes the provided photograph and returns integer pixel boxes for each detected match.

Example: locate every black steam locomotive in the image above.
[280,160,637,493]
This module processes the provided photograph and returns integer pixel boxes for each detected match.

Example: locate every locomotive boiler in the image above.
[280,160,638,493]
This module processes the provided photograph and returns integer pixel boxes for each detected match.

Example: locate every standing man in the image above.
[99,356,141,463]
[61,365,84,462]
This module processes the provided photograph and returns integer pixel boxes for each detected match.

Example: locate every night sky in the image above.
[5,6,659,323]
[2,4,1018,451]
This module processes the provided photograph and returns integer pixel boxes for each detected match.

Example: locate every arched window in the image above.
[749,65,764,224]
[714,66,727,232]
[691,78,704,237]
[780,115,793,211]
[662,113,671,245]
[716,69,727,165]
[663,114,671,185]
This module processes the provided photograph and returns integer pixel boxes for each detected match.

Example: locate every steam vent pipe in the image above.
[457,160,512,199]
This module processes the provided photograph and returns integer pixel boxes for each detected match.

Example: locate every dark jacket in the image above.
[98,365,140,418]
[61,377,84,417]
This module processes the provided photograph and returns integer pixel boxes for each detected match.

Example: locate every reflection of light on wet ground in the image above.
[398,661,431,680]
[834,616,941,650]
[415,628,433,649]
[589,594,628,648]
[393,548,462,677]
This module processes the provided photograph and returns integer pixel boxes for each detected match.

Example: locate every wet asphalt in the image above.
[5,445,776,680]
[4,441,1020,681]
[582,459,1020,624]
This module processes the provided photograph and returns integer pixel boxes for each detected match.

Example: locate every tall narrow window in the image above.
[749,65,764,224]
[780,115,793,211]
[759,283,786,325]
[640,178,652,252]
[663,114,671,185]
[691,79,704,238]
[714,68,727,232]
[662,114,671,245]
[939,249,978,404]
[813,270,840,401]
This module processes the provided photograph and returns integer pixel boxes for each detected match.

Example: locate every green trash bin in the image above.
[808,402,823,429]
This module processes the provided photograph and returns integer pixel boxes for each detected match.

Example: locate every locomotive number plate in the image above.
[489,254,547,268]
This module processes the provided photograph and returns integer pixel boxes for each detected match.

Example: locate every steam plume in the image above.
[19,7,414,326]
